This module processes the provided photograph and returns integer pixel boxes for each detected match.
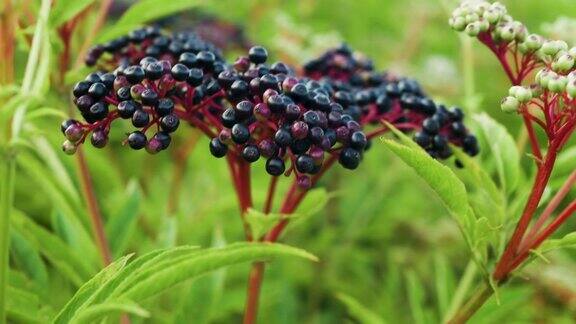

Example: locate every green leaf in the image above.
[473,113,520,194]
[11,210,95,287]
[7,285,48,323]
[538,232,576,253]
[25,107,68,121]
[434,254,455,317]
[106,181,141,258]
[55,243,316,323]
[50,0,97,27]
[70,300,149,324]
[118,243,317,301]
[406,270,427,324]
[245,208,283,239]
[53,255,133,324]
[96,0,202,42]
[10,230,49,288]
[336,293,385,324]
[381,139,469,224]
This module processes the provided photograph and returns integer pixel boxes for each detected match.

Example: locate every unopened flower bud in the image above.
[524,34,543,51]
[501,96,520,113]
[465,13,480,24]
[465,22,481,37]
[483,8,501,24]
[548,75,568,93]
[552,53,575,73]
[450,16,467,31]
[567,79,576,98]
[515,87,532,102]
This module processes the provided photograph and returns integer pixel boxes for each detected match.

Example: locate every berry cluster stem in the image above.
[76,148,112,265]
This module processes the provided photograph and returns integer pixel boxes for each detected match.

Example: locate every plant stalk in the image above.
[447,283,493,324]
[0,156,16,324]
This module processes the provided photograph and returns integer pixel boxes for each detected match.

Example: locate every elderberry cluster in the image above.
[304,45,480,161]
[85,26,224,70]
[208,46,369,187]
[62,44,228,154]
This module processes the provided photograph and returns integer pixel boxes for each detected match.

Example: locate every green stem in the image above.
[447,283,493,324]
[0,155,16,324]
[442,261,477,323]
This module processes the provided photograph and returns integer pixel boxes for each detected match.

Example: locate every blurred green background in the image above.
[8,0,576,323]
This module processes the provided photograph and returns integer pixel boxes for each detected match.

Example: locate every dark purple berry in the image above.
[296,154,315,174]
[132,109,150,127]
[73,81,91,97]
[350,131,367,150]
[231,124,250,144]
[242,145,260,162]
[128,131,147,149]
[141,89,158,106]
[160,114,180,133]
[339,148,361,169]
[156,98,174,117]
[91,130,108,148]
[209,138,228,157]
[117,100,139,119]
[248,46,268,64]
[266,157,285,176]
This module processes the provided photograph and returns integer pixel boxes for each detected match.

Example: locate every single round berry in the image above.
[117,100,139,119]
[171,63,189,81]
[145,62,164,80]
[274,128,293,147]
[291,121,309,140]
[116,86,132,101]
[91,130,108,148]
[296,154,315,174]
[160,114,180,133]
[62,140,77,155]
[266,157,285,176]
[422,118,440,134]
[221,108,237,128]
[229,80,249,99]
[197,51,216,69]
[242,145,260,162]
[413,131,431,148]
[231,124,250,144]
[156,98,174,117]
[339,148,361,169]
[124,65,145,84]
[154,132,172,150]
[187,68,204,86]
[235,101,253,119]
[132,109,150,127]
[73,81,91,98]
[141,89,158,106]
[88,102,109,121]
[61,119,78,134]
[349,131,367,150]
[209,138,228,158]
[76,95,94,112]
[88,82,108,99]
[248,46,268,64]
[128,131,147,150]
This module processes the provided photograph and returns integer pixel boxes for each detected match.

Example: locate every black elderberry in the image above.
[196,51,215,69]
[156,98,174,117]
[248,46,268,64]
[422,118,440,134]
[128,131,147,150]
[132,109,150,127]
[463,135,479,156]
[73,81,91,98]
[100,73,115,89]
[303,111,320,126]
[217,70,237,89]
[145,62,164,80]
[154,132,172,150]
[451,122,466,136]
[117,100,139,119]
[76,95,94,112]
[258,139,278,158]
[117,87,132,101]
[290,139,311,154]
[187,68,204,87]
[160,114,180,133]
[140,57,158,68]
[274,128,293,147]
[260,74,279,92]
[432,135,449,150]
[449,107,464,121]
[85,72,102,84]
[209,138,228,158]
[88,82,108,99]
[266,157,285,176]
[141,89,159,106]
[385,83,401,98]
[242,145,260,162]
[91,130,108,148]
[267,95,286,114]
[231,123,250,144]
[235,101,253,119]
[61,119,78,134]
[285,104,301,121]
[309,127,325,144]
[296,154,315,174]
[229,80,249,99]
[222,108,238,128]
[88,102,109,121]
[339,148,361,169]
[414,131,431,148]
[289,83,308,102]
[124,66,145,84]
[350,131,367,150]
[171,63,189,81]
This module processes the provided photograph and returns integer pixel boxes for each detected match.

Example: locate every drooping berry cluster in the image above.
[208,46,369,187]
[304,45,480,161]
[63,45,227,154]
[85,26,224,71]
[63,26,480,188]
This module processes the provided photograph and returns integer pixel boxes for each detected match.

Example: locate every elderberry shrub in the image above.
[62,45,228,154]
[304,45,480,162]
[208,46,370,187]
[85,26,224,70]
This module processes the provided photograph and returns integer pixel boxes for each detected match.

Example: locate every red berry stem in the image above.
[263,176,278,215]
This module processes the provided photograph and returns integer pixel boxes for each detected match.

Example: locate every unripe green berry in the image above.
[474,2,489,15]
[498,25,515,42]
[501,96,520,113]
[552,53,575,73]
[542,40,568,56]
[478,18,490,32]
[450,16,467,31]
[569,47,576,57]
[465,22,481,37]
[483,9,501,24]
[566,79,576,98]
[548,75,568,93]
[536,69,553,88]
[465,13,480,24]
[62,140,77,155]
[524,34,543,51]
[515,87,532,103]
[512,22,527,42]
[508,86,523,97]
